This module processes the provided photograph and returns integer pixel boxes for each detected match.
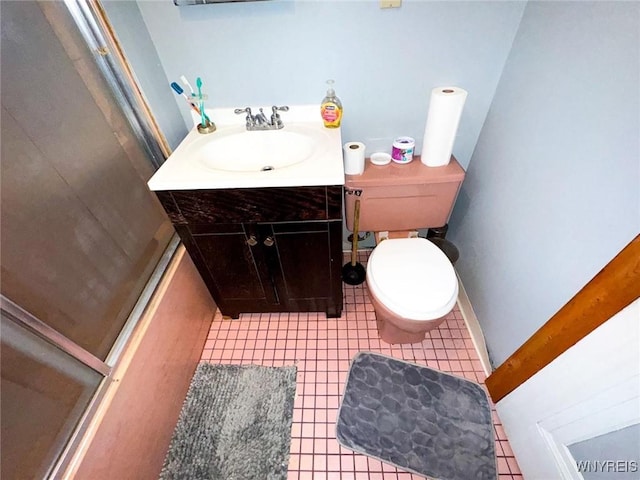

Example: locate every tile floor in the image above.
[200,251,523,480]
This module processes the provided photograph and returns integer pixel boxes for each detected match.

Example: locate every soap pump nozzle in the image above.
[326,79,336,97]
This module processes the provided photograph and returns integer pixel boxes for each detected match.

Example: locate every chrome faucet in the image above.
[234,105,289,131]
[255,108,269,126]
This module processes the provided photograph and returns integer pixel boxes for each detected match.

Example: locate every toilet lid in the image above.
[367,238,458,321]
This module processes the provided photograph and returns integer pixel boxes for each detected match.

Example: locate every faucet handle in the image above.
[270,106,289,129]
[235,107,255,127]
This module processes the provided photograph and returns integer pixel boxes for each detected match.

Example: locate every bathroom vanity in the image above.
[155,187,343,318]
[148,105,345,318]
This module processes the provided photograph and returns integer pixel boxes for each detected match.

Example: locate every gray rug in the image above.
[160,363,297,480]
[336,352,496,480]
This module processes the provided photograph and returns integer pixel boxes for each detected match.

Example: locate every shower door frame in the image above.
[0,236,179,479]
[2,0,180,478]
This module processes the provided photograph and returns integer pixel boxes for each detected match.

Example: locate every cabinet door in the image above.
[266,221,342,315]
[183,224,278,316]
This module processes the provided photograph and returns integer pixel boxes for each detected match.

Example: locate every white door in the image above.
[495,299,640,479]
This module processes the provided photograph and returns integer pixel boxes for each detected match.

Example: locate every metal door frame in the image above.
[3,0,180,477]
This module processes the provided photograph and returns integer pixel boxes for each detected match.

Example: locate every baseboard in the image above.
[456,274,492,376]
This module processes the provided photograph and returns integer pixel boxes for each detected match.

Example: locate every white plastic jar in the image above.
[391,137,415,164]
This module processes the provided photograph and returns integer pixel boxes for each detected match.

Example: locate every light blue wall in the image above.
[115,1,638,368]
[135,0,526,169]
[102,0,188,151]
[448,1,640,365]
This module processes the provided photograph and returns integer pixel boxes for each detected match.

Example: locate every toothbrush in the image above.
[180,75,195,95]
[170,82,200,114]
[170,81,190,101]
[195,77,210,125]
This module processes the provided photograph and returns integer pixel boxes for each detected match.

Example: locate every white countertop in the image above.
[148,105,345,191]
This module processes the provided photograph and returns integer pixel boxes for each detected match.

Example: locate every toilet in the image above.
[345,158,466,344]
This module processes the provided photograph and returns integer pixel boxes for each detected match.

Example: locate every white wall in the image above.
[448,1,640,366]
[135,0,526,169]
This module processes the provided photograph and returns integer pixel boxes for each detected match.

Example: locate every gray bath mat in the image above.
[336,352,496,480]
[160,363,297,480]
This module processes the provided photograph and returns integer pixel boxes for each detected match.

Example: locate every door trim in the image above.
[486,234,640,403]
[42,0,170,167]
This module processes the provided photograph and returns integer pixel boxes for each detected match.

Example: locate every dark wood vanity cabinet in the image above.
[156,186,343,318]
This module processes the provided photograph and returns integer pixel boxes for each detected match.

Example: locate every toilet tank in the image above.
[345,156,466,232]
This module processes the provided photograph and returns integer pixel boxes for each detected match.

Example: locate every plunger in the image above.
[342,199,366,285]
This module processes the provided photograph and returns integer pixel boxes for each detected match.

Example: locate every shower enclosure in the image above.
[1,1,175,478]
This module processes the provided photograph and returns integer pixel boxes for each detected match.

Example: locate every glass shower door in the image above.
[1,0,173,361]
[0,1,174,478]
[1,314,104,480]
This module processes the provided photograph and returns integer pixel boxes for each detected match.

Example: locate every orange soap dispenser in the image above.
[320,79,343,128]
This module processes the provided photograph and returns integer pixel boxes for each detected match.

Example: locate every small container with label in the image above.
[320,80,343,128]
[391,137,415,164]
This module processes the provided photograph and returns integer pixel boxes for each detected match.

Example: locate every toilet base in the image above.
[369,291,447,344]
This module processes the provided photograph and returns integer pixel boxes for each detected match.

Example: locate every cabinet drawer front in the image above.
[164,186,342,224]
[271,221,329,234]
[188,223,245,235]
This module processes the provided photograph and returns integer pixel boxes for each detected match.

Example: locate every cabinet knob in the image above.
[246,235,258,246]
[263,236,275,247]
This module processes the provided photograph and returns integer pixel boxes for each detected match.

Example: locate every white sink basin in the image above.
[147,105,345,190]
[191,125,323,173]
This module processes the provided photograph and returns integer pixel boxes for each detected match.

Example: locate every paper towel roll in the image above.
[421,87,468,167]
[343,142,365,175]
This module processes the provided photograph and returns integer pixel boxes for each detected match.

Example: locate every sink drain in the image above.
[261,166,275,171]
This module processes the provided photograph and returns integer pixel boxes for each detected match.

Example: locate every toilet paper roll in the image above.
[343,142,366,175]
[421,87,468,167]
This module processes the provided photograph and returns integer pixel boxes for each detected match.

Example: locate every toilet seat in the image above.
[367,237,458,321]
